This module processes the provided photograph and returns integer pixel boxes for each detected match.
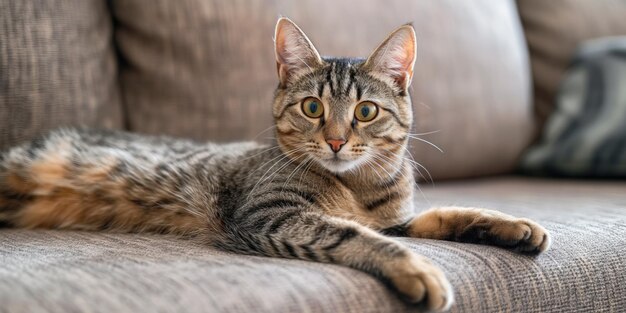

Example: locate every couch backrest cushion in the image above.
[112,0,533,180]
[0,0,124,150]
[517,0,626,133]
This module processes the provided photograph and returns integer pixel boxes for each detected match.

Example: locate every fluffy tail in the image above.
[0,130,207,235]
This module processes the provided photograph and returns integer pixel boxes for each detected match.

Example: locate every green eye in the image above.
[354,101,379,122]
[302,97,324,118]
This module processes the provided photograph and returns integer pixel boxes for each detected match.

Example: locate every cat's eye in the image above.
[354,101,379,122]
[301,97,324,118]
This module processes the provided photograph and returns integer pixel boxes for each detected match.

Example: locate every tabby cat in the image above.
[0,18,550,311]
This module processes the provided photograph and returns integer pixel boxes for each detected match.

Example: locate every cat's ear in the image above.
[363,24,417,91]
[274,17,323,86]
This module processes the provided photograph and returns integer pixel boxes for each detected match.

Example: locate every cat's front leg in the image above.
[385,207,551,253]
[221,209,453,311]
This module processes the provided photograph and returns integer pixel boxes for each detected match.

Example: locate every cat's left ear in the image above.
[274,17,323,86]
[363,24,417,91]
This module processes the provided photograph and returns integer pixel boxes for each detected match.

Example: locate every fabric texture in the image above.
[0,0,124,150]
[522,37,626,177]
[1,177,625,313]
[517,0,626,133]
[111,0,534,180]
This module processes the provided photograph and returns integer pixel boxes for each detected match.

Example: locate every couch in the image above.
[1,1,625,312]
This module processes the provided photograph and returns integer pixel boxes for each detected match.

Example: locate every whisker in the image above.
[409,159,433,185]
[373,151,432,206]
[406,130,441,136]
[417,101,432,110]
[407,136,444,153]
[297,157,316,188]
[248,146,301,173]
[385,142,434,185]
[282,156,313,190]
[363,158,393,198]
[253,125,277,141]
[364,152,395,198]
[258,149,306,186]
[241,145,281,161]
[253,153,307,203]
[246,146,307,201]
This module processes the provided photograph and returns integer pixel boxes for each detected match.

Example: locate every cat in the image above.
[0,18,550,311]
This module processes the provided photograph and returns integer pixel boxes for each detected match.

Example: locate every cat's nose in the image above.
[326,138,346,153]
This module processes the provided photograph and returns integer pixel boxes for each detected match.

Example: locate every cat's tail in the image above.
[0,134,68,228]
[0,142,35,227]
[0,130,208,235]
[0,151,11,227]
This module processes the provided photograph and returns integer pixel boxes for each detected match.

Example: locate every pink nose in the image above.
[326,139,346,153]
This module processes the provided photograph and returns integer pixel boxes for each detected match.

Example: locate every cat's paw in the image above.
[458,211,551,253]
[387,255,453,311]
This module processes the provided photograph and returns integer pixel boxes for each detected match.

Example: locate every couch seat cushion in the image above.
[1,177,625,312]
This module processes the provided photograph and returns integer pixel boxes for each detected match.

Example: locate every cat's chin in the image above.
[318,158,360,174]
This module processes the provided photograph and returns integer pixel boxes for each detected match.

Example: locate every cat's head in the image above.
[273,18,415,174]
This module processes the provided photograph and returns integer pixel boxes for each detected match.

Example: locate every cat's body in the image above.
[0,19,550,311]
[0,127,411,237]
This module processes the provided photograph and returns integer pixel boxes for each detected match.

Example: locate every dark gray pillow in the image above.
[522,37,626,177]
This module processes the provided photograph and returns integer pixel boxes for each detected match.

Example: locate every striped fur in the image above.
[0,18,550,311]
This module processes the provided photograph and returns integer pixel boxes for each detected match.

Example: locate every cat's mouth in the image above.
[318,156,359,173]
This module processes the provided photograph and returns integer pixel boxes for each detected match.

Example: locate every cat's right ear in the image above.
[274,17,323,86]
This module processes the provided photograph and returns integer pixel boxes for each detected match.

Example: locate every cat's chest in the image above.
[318,180,414,229]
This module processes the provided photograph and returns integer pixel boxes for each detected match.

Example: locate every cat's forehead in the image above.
[322,57,365,67]
[289,57,396,101]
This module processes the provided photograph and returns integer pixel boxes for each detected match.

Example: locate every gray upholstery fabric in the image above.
[523,37,626,177]
[2,177,625,313]
[0,0,124,150]
[112,0,534,181]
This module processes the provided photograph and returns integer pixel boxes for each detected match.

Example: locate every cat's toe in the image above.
[492,218,551,253]
[459,216,551,254]
[388,255,454,311]
[516,219,551,253]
